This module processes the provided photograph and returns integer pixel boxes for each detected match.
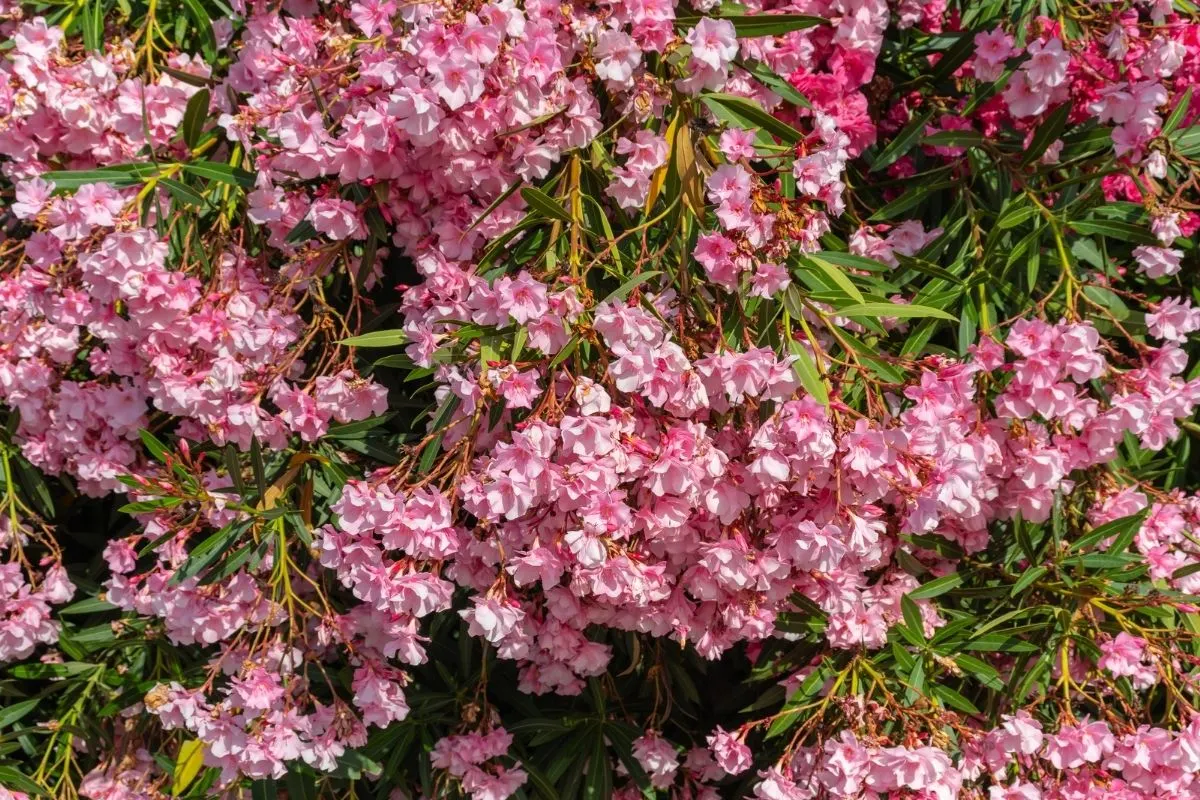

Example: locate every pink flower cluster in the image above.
[0,548,73,662]
[147,677,369,781]
[2,0,1200,796]
[430,727,528,800]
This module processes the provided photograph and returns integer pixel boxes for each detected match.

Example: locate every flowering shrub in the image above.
[1,0,1200,798]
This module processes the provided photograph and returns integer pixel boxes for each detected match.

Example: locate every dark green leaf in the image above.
[907,572,963,600]
[181,89,211,150]
[677,13,826,38]
[1021,103,1070,166]
[160,178,207,207]
[1068,219,1158,245]
[1067,509,1150,554]
[871,109,934,172]
[183,161,257,188]
[701,93,803,144]
[520,187,574,223]
[603,271,662,303]
[1163,86,1194,136]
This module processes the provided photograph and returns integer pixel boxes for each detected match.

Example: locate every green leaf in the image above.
[139,429,171,462]
[119,497,184,514]
[922,130,986,148]
[179,0,216,54]
[868,180,954,221]
[160,178,207,208]
[181,89,210,150]
[603,271,663,303]
[339,329,409,348]
[326,413,395,439]
[1173,562,1200,581]
[905,658,926,703]
[786,337,828,406]
[1163,86,1194,136]
[996,201,1037,229]
[549,335,581,369]
[80,0,104,52]
[583,733,613,800]
[250,779,277,800]
[44,163,162,189]
[932,684,980,714]
[901,594,925,642]
[12,457,54,518]
[812,251,891,273]
[1010,564,1048,596]
[0,698,39,729]
[871,108,934,172]
[1068,219,1158,245]
[172,740,206,796]
[0,767,45,796]
[285,770,318,800]
[9,662,96,679]
[59,597,118,615]
[928,32,977,84]
[738,59,812,109]
[701,93,803,144]
[285,220,318,244]
[677,13,826,38]
[955,654,1004,690]
[174,524,245,582]
[183,161,257,188]
[799,254,865,302]
[1021,103,1070,166]
[907,572,963,600]
[417,395,461,474]
[835,302,956,321]
[1067,509,1150,554]
[465,181,521,234]
[520,187,574,223]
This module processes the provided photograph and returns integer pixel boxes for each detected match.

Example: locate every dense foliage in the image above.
[2,0,1200,797]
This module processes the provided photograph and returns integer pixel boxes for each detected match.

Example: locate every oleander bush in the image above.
[2,0,1200,798]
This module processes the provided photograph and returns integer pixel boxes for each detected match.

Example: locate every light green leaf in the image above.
[834,302,956,321]
[786,337,829,407]
[181,88,210,150]
[701,93,803,144]
[172,740,206,796]
[799,254,865,302]
[339,330,409,348]
[871,108,934,172]
[520,187,574,223]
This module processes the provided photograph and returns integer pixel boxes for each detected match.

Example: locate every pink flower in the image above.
[308,198,363,240]
[228,667,285,713]
[1003,74,1049,118]
[428,49,484,110]
[1147,297,1200,342]
[1044,719,1116,770]
[496,272,549,325]
[719,128,757,160]
[632,733,679,789]
[1133,245,1183,278]
[974,28,1014,65]
[314,371,388,423]
[593,30,641,88]
[684,19,737,72]
[707,727,752,775]
[1023,38,1069,88]
[460,597,525,645]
